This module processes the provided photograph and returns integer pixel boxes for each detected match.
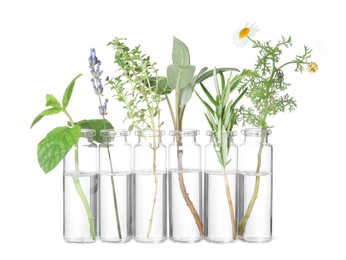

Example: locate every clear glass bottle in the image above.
[168,130,203,243]
[204,131,238,243]
[99,129,132,243]
[238,128,273,242]
[63,129,98,243]
[133,130,167,243]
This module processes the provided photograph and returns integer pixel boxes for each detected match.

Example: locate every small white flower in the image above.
[233,23,260,48]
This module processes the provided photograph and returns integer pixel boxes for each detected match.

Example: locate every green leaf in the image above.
[230,88,247,112]
[30,108,62,129]
[75,119,113,143]
[213,68,221,96]
[195,67,239,84]
[38,125,81,173]
[62,74,82,109]
[195,91,215,115]
[180,83,194,106]
[167,64,196,90]
[46,94,62,109]
[172,37,190,65]
[200,82,217,106]
[192,67,208,85]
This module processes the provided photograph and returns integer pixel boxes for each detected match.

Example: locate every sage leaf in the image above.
[62,74,82,109]
[46,94,62,109]
[38,125,81,173]
[30,108,62,129]
[75,119,113,143]
[167,64,196,91]
[180,83,194,106]
[172,37,190,65]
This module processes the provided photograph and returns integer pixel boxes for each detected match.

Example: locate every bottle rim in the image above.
[169,129,200,137]
[101,129,130,137]
[80,129,96,137]
[206,130,237,137]
[135,130,165,137]
[241,128,272,136]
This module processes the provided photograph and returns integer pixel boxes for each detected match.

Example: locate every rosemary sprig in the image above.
[196,69,247,240]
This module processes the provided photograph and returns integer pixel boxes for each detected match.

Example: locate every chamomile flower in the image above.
[307,62,318,73]
[233,23,260,47]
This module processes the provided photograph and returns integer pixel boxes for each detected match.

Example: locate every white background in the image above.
[1,0,345,259]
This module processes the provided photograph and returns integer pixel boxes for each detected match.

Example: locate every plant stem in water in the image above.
[73,145,96,240]
[177,145,204,236]
[238,134,264,236]
[146,136,158,238]
[222,166,236,240]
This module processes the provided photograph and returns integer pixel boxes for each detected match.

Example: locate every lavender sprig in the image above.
[88,48,122,240]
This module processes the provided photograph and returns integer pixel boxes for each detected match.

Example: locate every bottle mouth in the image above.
[241,128,272,137]
[135,130,165,137]
[101,129,130,137]
[81,129,96,137]
[169,129,200,137]
[206,130,237,137]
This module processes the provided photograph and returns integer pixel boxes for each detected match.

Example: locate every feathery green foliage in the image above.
[239,35,315,129]
[196,69,247,167]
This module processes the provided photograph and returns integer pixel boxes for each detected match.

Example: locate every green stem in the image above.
[146,138,158,238]
[63,109,96,240]
[73,146,96,240]
[98,95,122,240]
[238,132,265,237]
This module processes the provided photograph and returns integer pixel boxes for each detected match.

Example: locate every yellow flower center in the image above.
[239,27,250,39]
[308,62,318,73]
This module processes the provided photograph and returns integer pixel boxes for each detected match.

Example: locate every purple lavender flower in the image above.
[91,61,103,79]
[91,78,103,95]
[88,48,98,68]
[99,98,108,116]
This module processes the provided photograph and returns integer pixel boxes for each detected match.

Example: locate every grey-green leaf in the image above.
[62,74,82,109]
[46,94,62,109]
[180,83,194,106]
[172,37,190,66]
[37,125,81,173]
[75,119,113,143]
[167,65,196,91]
[30,108,62,129]
[195,68,239,84]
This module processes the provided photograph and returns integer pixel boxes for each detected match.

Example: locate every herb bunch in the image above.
[106,38,166,238]
[234,25,318,237]
[196,69,247,239]
[239,35,317,130]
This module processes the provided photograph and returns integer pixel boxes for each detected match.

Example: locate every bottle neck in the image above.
[172,135,196,144]
[242,128,271,143]
[138,135,162,145]
[102,135,128,144]
[170,130,199,145]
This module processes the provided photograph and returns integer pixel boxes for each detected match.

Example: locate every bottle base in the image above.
[100,237,132,243]
[64,237,96,243]
[170,236,203,243]
[134,237,167,243]
[239,236,271,243]
[204,237,236,243]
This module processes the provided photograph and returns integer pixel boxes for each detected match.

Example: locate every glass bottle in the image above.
[63,129,98,243]
[99,129,132,243]
[238,128,273,242]
[204,131,238,243]
[168,130,203,243]
[133,130,167,243]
